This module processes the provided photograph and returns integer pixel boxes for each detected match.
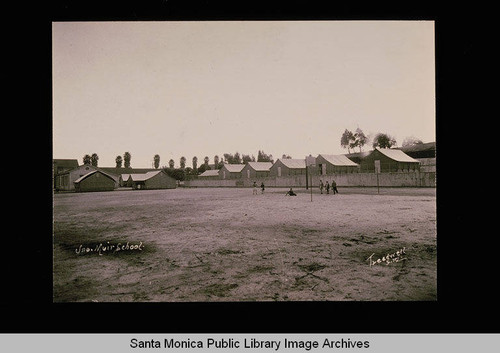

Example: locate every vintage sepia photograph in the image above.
[52,20,436,303]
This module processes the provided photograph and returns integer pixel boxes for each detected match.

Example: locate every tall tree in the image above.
[180,156,186,169]
[115,155,123,168]
[204,156,209,166]
[91,153,99,167]
[83,154,91,165]
[124,152,131,168]
[257,150,273,162]
[214,155,220,169]
[354,128,368,152]
[233,152,241,164]
[154,154,160,169]
[372,133,397,149]
[340,129,356,154]
[168,159,175,169]
[192,156,198,172]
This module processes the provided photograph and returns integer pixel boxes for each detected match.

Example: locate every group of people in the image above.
[319,179,338,195]
[251,180,338,196]
[252,181,265,195]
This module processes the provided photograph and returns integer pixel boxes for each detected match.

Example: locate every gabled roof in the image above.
[318,154,359,166]
[245,162,273,171]
[99,167,158,176]
[128,170,163,182]
[399,141,435,153]
[375,148,419,163]
[56,163,98,175]
[53,159,79,169]
[199,170,220,177]
[74,170,116,184]
[278,159,306,169]
[344,151,371,159]
[222,164,245,173]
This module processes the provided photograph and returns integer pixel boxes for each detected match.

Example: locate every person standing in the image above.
[319,180,324,194]
[332,179,338,194]
[261,182,265,194]
[326,181,330,194]
[253,181,258,195]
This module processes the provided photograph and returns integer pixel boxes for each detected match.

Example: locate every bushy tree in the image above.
[164,167,185,181]
[257,150,273,162]
[242,154,254,164]
[83,154,91,165]
[372,133,397,149]
[402,136,423,147]
[168,159,175,169]
[223,152,242,164]
[180,156,186,169]
[198,164,210,173]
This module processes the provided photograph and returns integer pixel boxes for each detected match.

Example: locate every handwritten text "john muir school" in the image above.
[75,241,143,256]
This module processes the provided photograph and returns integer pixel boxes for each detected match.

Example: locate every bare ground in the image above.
[53,187,436,302]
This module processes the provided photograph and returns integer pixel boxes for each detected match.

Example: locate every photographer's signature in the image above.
[367,247,406,267]
[75,241,143,256]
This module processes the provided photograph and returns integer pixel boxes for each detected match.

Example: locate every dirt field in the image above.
[53,187,436,302]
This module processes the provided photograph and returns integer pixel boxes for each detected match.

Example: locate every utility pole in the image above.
[306,165,309,190]
[375,160,380,194]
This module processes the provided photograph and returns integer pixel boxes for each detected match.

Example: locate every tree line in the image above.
[341,128,423,154]
[82,130,423,180]
[81,150,277,181]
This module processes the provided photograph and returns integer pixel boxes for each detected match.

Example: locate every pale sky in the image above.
[52,21,435,168]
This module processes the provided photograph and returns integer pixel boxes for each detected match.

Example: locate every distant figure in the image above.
[332,179,338,194]
[286,188,297,196]
[253,181,258,195]
[325,181,330,194]
[319,180,324,194]
[261,182,265,194]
